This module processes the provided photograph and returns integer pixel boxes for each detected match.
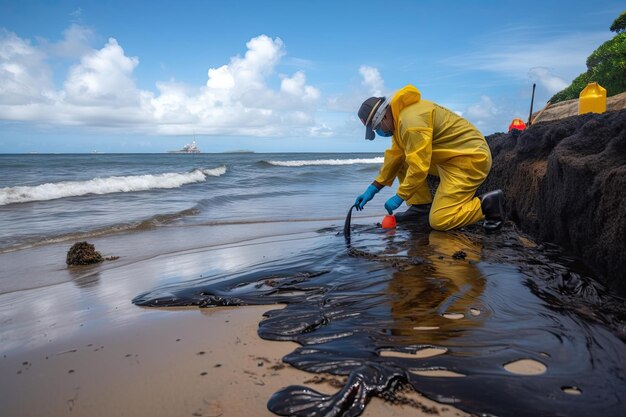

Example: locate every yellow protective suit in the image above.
[374,85,491,231]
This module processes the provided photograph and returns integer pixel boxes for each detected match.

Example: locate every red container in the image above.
[381,214,397,229]
[508,118,526,132]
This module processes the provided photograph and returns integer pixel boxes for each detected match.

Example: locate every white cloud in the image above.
[0,31,325,137]
[359,65,384,96]
[465,95,500,125]
[327,65,387,113]
[528,67,568,94]
[206,35,283,96]
[48,24,94,58]
[64,38,140,106]
[281,71,319,102]
[206,65,235,89]
[322,65,393,139]
[0,30,52,105]
[309,123,333,137]
[151,81,194,122]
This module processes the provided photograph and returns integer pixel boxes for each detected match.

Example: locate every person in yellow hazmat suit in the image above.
[354,84,505,231]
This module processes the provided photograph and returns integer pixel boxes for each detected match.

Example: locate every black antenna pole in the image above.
[528,83,536,126]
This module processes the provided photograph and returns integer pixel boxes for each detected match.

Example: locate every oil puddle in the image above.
[133,223,626,417]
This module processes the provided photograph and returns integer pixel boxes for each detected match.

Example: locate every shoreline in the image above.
[0,220,468,416]
[0,218,364,295]
[0,213,383,295]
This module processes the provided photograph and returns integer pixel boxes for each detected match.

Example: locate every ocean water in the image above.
[0,153,388,252]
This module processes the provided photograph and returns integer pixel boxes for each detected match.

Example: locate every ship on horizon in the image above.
[168,139,201,154]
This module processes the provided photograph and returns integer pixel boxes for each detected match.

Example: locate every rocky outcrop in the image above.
[480,109,626,294]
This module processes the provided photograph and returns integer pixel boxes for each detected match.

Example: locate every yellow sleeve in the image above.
[396,127,433,200]
[374,137,405,186]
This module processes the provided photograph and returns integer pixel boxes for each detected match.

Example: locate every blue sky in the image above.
[0,0,622,153]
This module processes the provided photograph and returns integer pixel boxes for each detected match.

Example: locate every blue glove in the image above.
[384,194,404,214]
[354,184,379,211]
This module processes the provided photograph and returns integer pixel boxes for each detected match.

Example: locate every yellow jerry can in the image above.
[579,82,606,115]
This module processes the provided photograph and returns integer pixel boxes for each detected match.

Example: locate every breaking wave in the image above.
[264,157,383,167]
[0,166,226,206]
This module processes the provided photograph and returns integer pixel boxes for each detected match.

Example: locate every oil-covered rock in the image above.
[480,109,626,294]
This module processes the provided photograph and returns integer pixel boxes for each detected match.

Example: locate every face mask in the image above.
[376,128,393,137]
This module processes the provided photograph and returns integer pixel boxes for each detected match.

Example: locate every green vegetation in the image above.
[610,11,626,33]
[550,11,626,103]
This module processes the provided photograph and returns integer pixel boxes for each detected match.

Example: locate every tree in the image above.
[586,33,626,96]
[610,11,626,33]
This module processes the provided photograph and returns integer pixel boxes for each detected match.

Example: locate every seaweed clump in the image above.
[66,241,103,266]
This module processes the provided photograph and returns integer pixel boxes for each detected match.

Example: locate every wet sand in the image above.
[0,219,469,417]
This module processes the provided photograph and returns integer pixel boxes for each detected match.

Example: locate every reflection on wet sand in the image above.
[386,230,486,346]
[68,267,101,289]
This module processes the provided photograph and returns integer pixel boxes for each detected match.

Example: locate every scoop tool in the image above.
[343,205,355,240]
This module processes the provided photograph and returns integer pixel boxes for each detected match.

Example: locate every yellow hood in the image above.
[390,85,422,124]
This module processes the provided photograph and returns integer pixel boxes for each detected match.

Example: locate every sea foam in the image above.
[266,157,383,167]
[0,166,226,206]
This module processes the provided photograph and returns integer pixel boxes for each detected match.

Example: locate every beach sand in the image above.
[0,220,469,417]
